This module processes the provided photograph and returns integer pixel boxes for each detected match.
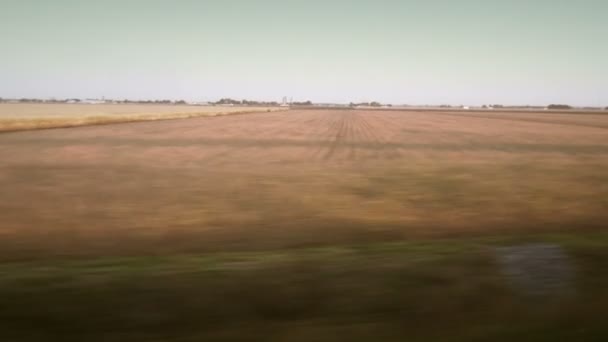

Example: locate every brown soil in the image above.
[1,109,607,258]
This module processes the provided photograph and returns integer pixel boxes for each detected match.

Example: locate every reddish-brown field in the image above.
[1,109,608,258]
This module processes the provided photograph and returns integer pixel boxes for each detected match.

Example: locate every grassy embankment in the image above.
[1,233,608,342]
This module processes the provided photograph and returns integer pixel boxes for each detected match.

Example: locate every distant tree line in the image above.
[0,98,192,104]
[0,97,305,106]
[16,98,46,103]
[547,104,572,110]
[214,98,281,106]
[4,97,602,110]
[349,102,384,107]
[291,101,313,106]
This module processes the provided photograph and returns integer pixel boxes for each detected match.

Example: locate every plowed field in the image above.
[1,109,608,258]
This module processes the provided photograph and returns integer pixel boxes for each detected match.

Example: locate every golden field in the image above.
[0,103,282,132]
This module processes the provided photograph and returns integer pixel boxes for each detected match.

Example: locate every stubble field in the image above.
[1,108,607,257]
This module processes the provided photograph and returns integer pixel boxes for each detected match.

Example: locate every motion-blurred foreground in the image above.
[1,107,608,341]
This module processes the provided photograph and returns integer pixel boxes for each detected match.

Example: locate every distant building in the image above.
[81,99,106,104]
[280,96,289,107]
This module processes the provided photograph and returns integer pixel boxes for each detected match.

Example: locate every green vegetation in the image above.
[547,104,573,110]
[1,233,608,341]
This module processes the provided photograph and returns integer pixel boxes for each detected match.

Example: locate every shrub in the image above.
[547,104,572,110]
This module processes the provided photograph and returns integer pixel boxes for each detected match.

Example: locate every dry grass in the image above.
[0,103,284,132]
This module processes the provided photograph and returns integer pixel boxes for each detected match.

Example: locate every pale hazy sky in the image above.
[1,0,606,106]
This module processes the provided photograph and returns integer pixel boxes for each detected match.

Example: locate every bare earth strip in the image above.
[1,109,608,258]
[0,103,284,132]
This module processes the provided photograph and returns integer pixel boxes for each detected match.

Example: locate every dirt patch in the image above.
[496,244,575,296]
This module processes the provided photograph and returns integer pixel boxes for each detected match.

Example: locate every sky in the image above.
[1,0,606,106]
